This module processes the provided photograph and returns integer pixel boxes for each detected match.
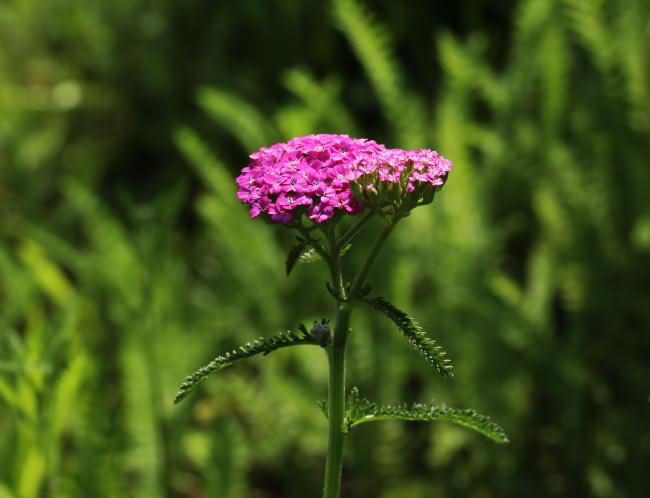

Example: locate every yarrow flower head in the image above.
[236,134,452,225]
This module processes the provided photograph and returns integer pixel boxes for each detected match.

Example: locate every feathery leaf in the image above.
[286,242,351,276]
[286,241,309,275]
[286,242,322,275]
[364,296,454,377]
[174,329,320,403]
[344,387,508,443]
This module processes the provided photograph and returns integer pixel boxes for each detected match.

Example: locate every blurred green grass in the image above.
[1,0,649,497]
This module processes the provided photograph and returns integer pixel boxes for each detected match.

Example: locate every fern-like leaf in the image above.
[297,247,321,264]
[286,242,351,276]
[344,388,508,443]
[364,296,454,377]
[286,241,308,275]
[174,329,320,403]
[286,242,322,275]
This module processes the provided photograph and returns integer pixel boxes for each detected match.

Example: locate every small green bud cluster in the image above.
[351,161,444,222]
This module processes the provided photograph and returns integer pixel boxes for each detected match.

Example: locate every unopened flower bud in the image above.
[310,319,331,347]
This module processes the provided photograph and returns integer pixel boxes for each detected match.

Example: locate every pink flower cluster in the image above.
[236,134,452,224]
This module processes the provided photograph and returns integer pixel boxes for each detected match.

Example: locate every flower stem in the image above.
[338,211,374,248]
[323,302,350,498]
[323,220,396,498]
[350,221,396,297]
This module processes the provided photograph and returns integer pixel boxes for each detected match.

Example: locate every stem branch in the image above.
[349,222,396,297]
[338,211,374,248]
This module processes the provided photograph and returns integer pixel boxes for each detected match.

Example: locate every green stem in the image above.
[338,211,374,248]
[349,222,396,297]
[323,220,396,498]
[324,225,347,301]
[323,302,351,498]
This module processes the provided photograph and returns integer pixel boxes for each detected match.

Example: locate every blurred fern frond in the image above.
[563,0,613,70]
[364,296,454,377]
[174,127,236,201]
[197,86,272,152]
[175,329,321,403]
[281,69,359,136]
[333,0,427,147]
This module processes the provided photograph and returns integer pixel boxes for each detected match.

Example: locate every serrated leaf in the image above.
[286,242,323,275]
[175,329,319,403]
[364,296,454,377]
[286,242,351,275]
[286,242,308,275]
[344,387,508,443]
[298,247,323,264]
[316,399,328,418]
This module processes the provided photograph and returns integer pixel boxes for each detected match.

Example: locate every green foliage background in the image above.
[1,0,649,497]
